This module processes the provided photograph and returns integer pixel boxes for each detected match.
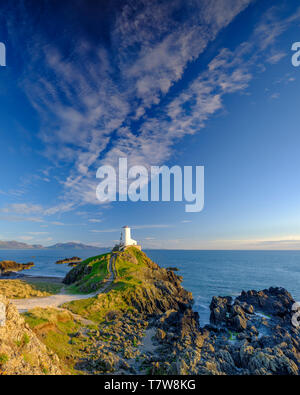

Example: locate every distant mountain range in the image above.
[47,242,101,250]
[0,240,102,250]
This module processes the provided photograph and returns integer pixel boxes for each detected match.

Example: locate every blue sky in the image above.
[0,0,300,249]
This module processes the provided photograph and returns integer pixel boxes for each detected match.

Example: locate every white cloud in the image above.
[50,221,65,226]
[18,236,34,241]
[270,92,280,99]
[102,7,300,178]
[5,0,253,209]
[267,51,286,64]
[27,232,49,235]
[0,202,75,218]
[1,203,43,215]
[0,215,44,223]
[7,1,300,213]
[114,0,253,114]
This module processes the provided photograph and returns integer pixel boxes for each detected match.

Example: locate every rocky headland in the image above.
[0,247,299,375]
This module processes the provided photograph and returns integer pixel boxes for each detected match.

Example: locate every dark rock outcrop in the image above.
[63,261,91,285]
[237,287,294,322]
[56,257,82,266]
[0,261,34,276]
[210,296,253,332]
[147,286,299,375]
[195,287,299,375]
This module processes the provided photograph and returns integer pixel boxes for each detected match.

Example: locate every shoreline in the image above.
[0,273,64,283]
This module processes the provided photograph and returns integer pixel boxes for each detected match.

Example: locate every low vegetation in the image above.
[0,353,9,366]
[63,248,150,323]
[0,279,63,299]
[65,253,111,293]
[23,307,92,374]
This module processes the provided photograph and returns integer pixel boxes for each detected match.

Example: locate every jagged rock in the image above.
[63,261,92,285]
[209,296,249,332]
[240,302,254,314]
[155,328,166,341]
[0,295,61,375]
[210,296,232,325]
[237,287,294,321]
[232,314,247,331]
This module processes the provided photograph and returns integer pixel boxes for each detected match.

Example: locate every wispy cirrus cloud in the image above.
[27,232,49,235]
[5,1,299,214]
[101,6,300,176]
[113,0,253,115]
[3,0,255,209]
[0,215,44,223]
[0,202,75,216]
[267,51,286,64]
[90,223,173,233]
[0,203,43,215]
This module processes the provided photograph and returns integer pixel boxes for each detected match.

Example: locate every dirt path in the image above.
[11,255,116,313]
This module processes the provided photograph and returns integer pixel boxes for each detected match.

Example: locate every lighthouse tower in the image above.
[118,226,141,251]
[122,226,137,246]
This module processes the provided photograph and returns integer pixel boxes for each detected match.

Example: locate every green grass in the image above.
[23,312,48,328]
[23,333,30,345]
[228,331,238,341]
[66,253,111,294]
[26,280,63,295]
[111,248,147,291]
[64,247,149,323]
[23,307,91,374]
[15,333,31,348]
[0,353,9,365]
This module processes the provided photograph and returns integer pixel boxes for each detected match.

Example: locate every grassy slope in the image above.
[23,308,95,374]
[66,253,110,294]
[63,247,149,323]
[23,248,153,373]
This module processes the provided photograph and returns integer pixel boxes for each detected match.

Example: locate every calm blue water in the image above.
[0,248,108,278]
[1,249,299,326]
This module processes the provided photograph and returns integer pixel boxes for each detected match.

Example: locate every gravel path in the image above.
[10,255,115,313]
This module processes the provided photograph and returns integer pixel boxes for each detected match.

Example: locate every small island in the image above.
[0,260,34,276]
[55,257,82,267]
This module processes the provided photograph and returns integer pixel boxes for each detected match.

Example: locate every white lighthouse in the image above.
[118,226,141,251]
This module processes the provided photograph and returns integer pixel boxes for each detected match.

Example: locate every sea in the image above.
[1,248,299,326]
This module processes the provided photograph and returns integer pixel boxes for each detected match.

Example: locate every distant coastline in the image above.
[0,240,107,250]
